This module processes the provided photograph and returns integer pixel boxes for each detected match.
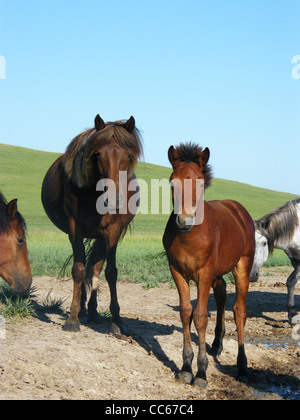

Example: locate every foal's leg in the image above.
[212,276,226,356]
[193,270,212,388]
[170,265,194,384]
[287,260,300,324]
[232,257,250,380]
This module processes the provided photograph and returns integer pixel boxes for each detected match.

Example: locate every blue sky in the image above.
[0,0,299,194]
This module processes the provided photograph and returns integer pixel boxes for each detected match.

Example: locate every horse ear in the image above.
[95,114,105,131]
[257,219,269,231]
[262,219,270,230]
[123,116,135,134]
[168,146,179,168]
[199,147,210,166]
[7,199,18,220]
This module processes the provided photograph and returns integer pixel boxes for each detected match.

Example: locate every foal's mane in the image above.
[175,142,213,188]
[63,120,143,188]
[256,198,300,252]
[0,192,26,234]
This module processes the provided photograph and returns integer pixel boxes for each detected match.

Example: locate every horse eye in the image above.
[94,152,101,159]
[17,238,24,245]
[263,242,267,247]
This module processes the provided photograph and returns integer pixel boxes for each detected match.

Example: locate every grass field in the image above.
[0,143,297,285]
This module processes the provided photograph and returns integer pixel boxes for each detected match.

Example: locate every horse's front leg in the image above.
[170,265,194,384]
[63,223,85,332]
[287,261,300,324]
[105,245,126,335]
[193,270,212,388]
[64,261,85,332]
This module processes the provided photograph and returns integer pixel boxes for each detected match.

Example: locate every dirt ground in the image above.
[0,267,299,400]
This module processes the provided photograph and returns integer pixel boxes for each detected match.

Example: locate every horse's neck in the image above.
[275,204,300,252]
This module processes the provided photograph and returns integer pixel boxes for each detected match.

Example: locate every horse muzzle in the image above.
[104,193,124,213]
[8,271,32,296]
[249,269,259,282]
[176,214,195,233]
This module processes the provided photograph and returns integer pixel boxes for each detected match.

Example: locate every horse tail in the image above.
[84,238,101,289]
[58,254,73,279]
[58,239,90,281]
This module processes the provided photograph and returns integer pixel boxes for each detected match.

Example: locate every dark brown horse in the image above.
[0,192,32,295]
[163,143,255,387]
[42,115,143,333]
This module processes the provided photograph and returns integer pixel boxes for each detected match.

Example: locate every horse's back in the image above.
[42,155,69,234]
[208,199,253,230]
[208,199,255,257]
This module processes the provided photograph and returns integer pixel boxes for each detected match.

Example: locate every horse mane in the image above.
[255,198,300,252]
[175,142,213,188]
[62,120,143,188]
[0,191,26,234]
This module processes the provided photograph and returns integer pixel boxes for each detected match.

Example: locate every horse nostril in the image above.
[176,215,185,227]
[250,271,259,282]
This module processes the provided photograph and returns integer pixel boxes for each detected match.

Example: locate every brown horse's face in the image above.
[170,162,205,232]
[168,146,210,232]
[94,142,135,212]
[0,200,32,295]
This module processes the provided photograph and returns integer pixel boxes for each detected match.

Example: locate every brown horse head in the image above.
[0,195,32,295]
[168,142,212,232]
[62,115,143,212]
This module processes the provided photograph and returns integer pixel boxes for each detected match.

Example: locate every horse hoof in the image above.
[211,345,223,357]
[193,377,208,389]
[63,321,80,332]
[177,371,193,385]
[111,322,127,336]
[290,314,300,326]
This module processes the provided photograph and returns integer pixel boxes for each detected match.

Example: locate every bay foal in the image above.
[163,143,255,387]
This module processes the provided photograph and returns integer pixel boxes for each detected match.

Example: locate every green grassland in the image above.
[0,143,297,284]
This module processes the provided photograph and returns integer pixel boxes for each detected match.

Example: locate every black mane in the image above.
[176,142,213,188]
[256,198,300,252]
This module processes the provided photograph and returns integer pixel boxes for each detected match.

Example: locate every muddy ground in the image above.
[0,267,299,400]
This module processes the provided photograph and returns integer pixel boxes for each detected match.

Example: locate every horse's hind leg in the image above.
[80,283,87,316]
[87,260,105,322]
[79,248,87,317]
[287,260,300,323]
[232,256,250,381]
[84,238,106,322]
[212,276,226,356]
